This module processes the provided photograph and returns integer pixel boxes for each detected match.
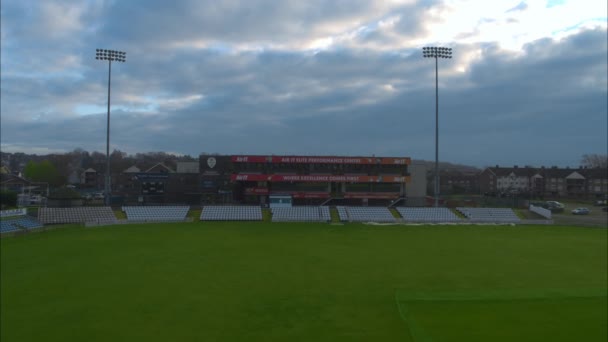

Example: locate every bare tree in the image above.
[581,154,608,168]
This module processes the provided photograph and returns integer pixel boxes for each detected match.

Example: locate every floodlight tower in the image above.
[95,49,126,206]
[422,46,452,207]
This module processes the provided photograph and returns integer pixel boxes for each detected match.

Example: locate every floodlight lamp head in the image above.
[422,46,454,59]
[95,49,127,62]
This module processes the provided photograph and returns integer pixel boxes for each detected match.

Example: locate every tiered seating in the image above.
[336,206,349,221]
[342,207,396,223]
[397,207,461,222]
[1,210,43,233]
[10,216,44,229]
[319,206,331,222]
[1,220,21,233]
[39,207,117,224]
[200,206,262,221]
[123,206,189,222]
[271,206,328,222]
[456,207,520,223]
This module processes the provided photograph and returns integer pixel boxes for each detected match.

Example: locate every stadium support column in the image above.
[95,49,126,206]
[423,46,452,207]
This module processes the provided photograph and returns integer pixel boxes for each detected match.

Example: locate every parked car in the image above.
[546,201,565,209]
[29,195,45,204]
[571,208,590,215]
[542,201,565,213]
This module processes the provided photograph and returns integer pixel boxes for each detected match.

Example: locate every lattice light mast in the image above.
[95,49,126,206]
[422,46,452,208]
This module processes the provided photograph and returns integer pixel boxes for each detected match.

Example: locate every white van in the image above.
[30,195,43,204]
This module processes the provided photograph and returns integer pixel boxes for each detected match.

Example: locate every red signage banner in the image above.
[243,189,330,198]
[231,155,410,165]
[244,187,269,195]
[344,192,400,199]
[231,174,410,183]
[290,192,331,199]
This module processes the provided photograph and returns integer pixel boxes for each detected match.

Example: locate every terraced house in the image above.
[479,165,608,199]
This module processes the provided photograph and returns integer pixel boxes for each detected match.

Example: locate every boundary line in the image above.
[394,288,607,342]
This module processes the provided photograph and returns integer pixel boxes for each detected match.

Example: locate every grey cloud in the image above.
[1,1,606,168]
[391,0,440,35]
[507,1,528,12]
[96,0,404,47]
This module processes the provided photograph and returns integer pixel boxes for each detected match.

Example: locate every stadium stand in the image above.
[1,209,42,233]
[123,206,189,222]
[10,216,44,229]
[1,220,21,233]
[456,207,521,223]
[319,206,331,222]
[200,206,262,221]
[397,207,461,223]
[271,206,330,222]
[336,206,349,222]
[341,206,396,223]
[38,207,117,225]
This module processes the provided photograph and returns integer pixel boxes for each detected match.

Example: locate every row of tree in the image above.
[580,154,608,169]
[3,150,606,189]
[3,149,197,187]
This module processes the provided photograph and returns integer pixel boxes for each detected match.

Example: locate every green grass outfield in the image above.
[1,222,606,341]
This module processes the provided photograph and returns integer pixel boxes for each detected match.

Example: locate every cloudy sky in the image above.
[1,0,606,167]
